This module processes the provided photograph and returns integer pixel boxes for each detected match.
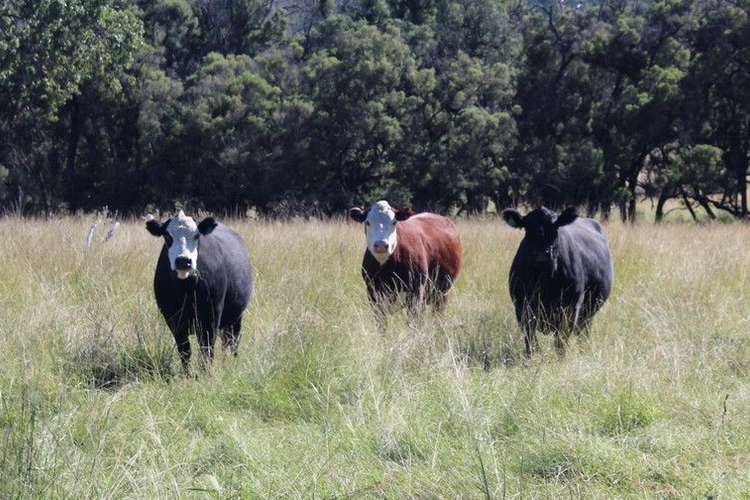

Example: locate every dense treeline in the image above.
[1,0,748,220]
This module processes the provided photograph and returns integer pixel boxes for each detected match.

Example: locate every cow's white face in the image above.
[165,212,200,279]
[349,200,414,265]
[146,211,218,280]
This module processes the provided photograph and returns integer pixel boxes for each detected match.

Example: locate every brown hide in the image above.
[360,213,462,312]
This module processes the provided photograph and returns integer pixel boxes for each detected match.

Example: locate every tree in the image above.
[681,0,750,217]
[0,0,143,212]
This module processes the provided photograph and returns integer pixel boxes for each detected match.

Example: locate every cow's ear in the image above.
[502,209,524,229]
[198,217,218,235]
[394,208,414,221]
[146,219,164,237]
[349,207,366,223]
[555,207,578,228]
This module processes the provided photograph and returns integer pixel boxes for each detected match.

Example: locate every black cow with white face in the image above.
[502,207,614,355]
[146,211,254,372]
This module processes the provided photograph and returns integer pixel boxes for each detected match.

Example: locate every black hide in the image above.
[504,207,614,355]
[152,222,254,370]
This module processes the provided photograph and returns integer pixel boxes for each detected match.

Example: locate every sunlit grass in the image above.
[0,215,749,497]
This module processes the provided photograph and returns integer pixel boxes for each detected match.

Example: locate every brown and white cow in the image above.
[349,200,463,315]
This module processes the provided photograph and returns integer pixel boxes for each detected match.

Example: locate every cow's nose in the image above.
[373,241,388,253]
[175,257,192,270]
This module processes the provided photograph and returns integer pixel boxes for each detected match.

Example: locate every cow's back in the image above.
[396,213,462,279]
[557,218,613,300]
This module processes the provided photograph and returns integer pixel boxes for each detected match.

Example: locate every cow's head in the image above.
[502,207,578,267]
[146,210,218,279]
[349,200,414,265]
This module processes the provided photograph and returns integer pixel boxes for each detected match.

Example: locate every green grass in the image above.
[1,216,749,497]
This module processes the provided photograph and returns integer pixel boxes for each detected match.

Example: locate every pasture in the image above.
[0,216,749,497]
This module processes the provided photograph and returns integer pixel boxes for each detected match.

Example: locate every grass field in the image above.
[1,215,749,498]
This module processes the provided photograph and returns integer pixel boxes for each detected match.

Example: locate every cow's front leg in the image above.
[195,295,224,368]
[172,330,192,375]
[196,313,219,369]
[517,304,539,357]
[367,283,390,331]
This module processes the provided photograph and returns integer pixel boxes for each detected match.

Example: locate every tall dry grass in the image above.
[0,215,749,497]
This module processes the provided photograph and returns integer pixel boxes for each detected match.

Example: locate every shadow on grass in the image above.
[517,447,579,481]
[593,390,661,436]
[64,330,177,390]
[447,312,523,369]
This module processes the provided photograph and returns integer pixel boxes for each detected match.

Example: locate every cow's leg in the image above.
[197,293,226,368]
[222,317,242,356]
[518,305,538,357]
[171,330,192,375]
[406,278,428,325]
[430,272,452,315]
[553,300,579,356]
[196,326,217,369]
[523,327,539,356]
[415,281,427,312]
[571,292,587,333]
[196,309,220,369]
[432,291,448,315]
[367,285,389,331]
[553,329,571,356]
[568,293,595,351]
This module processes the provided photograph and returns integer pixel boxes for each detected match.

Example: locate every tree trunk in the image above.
[738,166,748,218]
[618,201,627,223]
[726,148,748,218]
[65,96,82,209]
[697,197,716,220]
[626,163,641,223]
[681,191,697,221]
[655,188,671,223]
[627,190,637,223]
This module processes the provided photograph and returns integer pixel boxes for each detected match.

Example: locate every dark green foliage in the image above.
[0,0,748,220]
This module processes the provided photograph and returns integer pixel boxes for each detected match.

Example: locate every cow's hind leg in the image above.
[571,293,595,351]
[196,329,217,370]
[524,329,539,357]
[222,317,242,357]
[430,272,454,316]
[552,303,579,356]
[431,291,448,315]
[406,280,428,327]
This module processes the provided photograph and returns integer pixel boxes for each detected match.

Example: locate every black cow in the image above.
[502,207,614,355]
[146,211,254,371]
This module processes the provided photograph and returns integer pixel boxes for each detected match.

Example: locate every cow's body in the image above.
[503,207,613,354]
[147,213,253,371]
[351,202,462,315]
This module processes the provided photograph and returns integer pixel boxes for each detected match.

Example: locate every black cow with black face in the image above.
[146,211,254,372]
[502,207,614,355]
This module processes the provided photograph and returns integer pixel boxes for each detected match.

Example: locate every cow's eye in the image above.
[365,221,370,227]
[193,234,200,241]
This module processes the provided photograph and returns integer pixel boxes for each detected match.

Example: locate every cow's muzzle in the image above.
[175,256,193,271]
[372,241,388,254]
